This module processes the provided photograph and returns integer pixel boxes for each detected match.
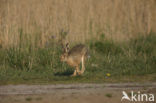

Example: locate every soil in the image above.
[0,83,156,103]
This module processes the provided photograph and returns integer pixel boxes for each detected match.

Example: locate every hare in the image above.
[60,43,89,76]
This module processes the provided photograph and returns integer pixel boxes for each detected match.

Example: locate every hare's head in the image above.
[60,43,69,62]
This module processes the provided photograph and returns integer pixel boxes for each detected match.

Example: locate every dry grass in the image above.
[0,0,156,48]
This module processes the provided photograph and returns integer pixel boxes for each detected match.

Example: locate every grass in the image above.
[105,93,113,98]
[25,97,32,101]
[0,33,156,85]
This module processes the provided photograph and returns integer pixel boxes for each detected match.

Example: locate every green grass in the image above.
[0,32,156,85]
[105,93,113,98]
[25,97,32,101]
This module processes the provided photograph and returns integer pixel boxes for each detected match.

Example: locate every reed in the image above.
[0,0,156,48]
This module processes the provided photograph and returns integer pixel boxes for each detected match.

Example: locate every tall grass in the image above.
[0,0,156,48]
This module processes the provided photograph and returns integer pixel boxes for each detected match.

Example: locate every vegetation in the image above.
[0,32,155,85]
[0,0,156,85]
[25,97,33,101]
[105,93,113,98]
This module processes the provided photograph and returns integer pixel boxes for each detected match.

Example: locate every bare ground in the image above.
[0,83,156,103]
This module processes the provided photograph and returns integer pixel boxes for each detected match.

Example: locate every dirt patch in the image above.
[0,83,156,103]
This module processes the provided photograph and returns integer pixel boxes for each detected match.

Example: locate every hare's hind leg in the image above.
[80,55,85,74]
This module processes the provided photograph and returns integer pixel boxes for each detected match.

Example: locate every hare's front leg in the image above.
[71,69,77,77]
[76,66,82,75]
[71,66,79,76]
[71,66,81,76]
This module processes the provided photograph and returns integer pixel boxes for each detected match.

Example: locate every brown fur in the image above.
[60,44,88,76]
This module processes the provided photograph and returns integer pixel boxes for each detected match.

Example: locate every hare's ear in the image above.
[65,43,69,52]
